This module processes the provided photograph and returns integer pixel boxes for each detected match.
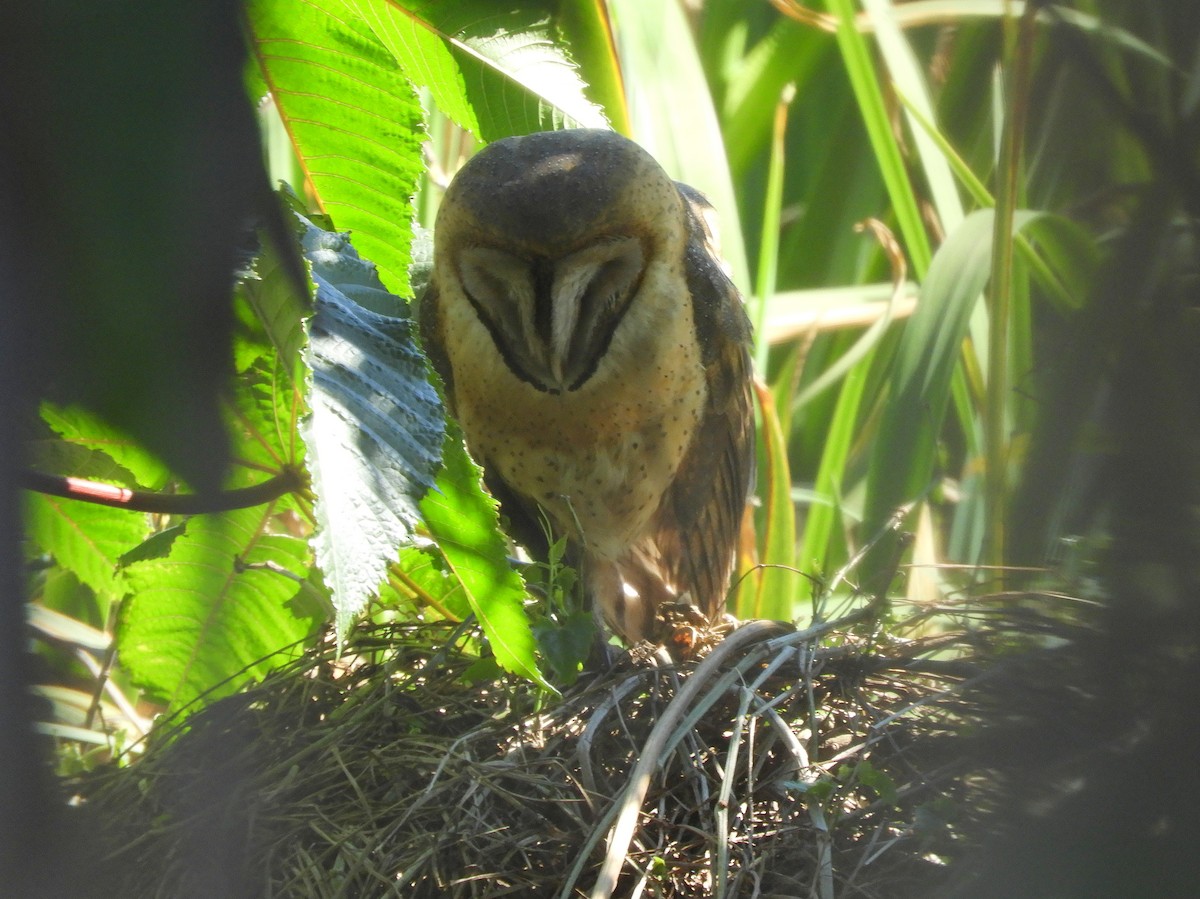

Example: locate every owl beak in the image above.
[547,237,644,391]
[548,276,581,387]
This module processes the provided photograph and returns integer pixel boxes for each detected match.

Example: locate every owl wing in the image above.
[644,186,755,619]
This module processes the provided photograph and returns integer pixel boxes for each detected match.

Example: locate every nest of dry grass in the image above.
[71,593,1100,898]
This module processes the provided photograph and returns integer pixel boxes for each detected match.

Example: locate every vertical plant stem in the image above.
[749,381,800,623]
[754,83,794,375]
[825,0,931,277]
[985,3,1038,569]
[799,356,869,616]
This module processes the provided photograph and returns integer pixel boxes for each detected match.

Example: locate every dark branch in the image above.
[20,468,304,515]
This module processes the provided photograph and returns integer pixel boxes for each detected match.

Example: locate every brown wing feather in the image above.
[644,190,754,619]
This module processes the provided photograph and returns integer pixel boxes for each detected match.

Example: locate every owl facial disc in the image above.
[457,236,644,392]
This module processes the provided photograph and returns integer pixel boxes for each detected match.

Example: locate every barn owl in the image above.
[420,129,753,645]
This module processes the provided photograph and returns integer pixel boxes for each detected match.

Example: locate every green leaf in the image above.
[532,609,592,686]
[861,0,965,236]
[862,209,1042,550]
[721,16,824,177]
[421,432,549,689]
[24,495,149,600]
[788,776,835,802]
[33,570,105,636]
[555,1,630,134]
[248,0,426,294]
[826,0,932,278]
[40,404,172,490]
[797,356,870,595]
[300,215,444,634]
[607,0,749,290]
[745,386,802,622]
[350,0,608,140]
[389,543,470,622]
[1022,214,1101,314]
[853,759,899,807]
[224,359,306,491]
[120,506,319,711]
[24,438,137,489]
[914,796,958,838]
[236,212,312,381]
[225,251,312,489]
[119,525,186,567]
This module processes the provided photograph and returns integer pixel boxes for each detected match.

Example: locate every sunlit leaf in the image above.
[39,404,172,490]
[388,543,470,622]
[862,209,1042,554]
[826,0,932,277]
[24,496,148,600]
[236,210,311,381]
[120,507,319,711]
[350,0,608,140]
[797,357,870,595]
[248,0,425,294]
[420,431,548,689]
[720,16,823,177]
[745,385,803,622]
[861,0,965,235]
[555,1,629,133]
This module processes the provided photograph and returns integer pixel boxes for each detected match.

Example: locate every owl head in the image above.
[430,129,687,394]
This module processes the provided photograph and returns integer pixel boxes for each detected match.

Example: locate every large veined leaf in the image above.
[224,359,307,496]
[228,198,317,488]
[120,506,320,711]
[300,215,444,634]
[421,432,548,689]
[39,404,173,490]
[236,210,312,382]
[554,1,630,134]
[248,0,425,294]
[350,0,608,140]
[24,495,149,600]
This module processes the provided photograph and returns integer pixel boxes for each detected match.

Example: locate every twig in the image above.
[21,467,303,514]
[583,620,796,899]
